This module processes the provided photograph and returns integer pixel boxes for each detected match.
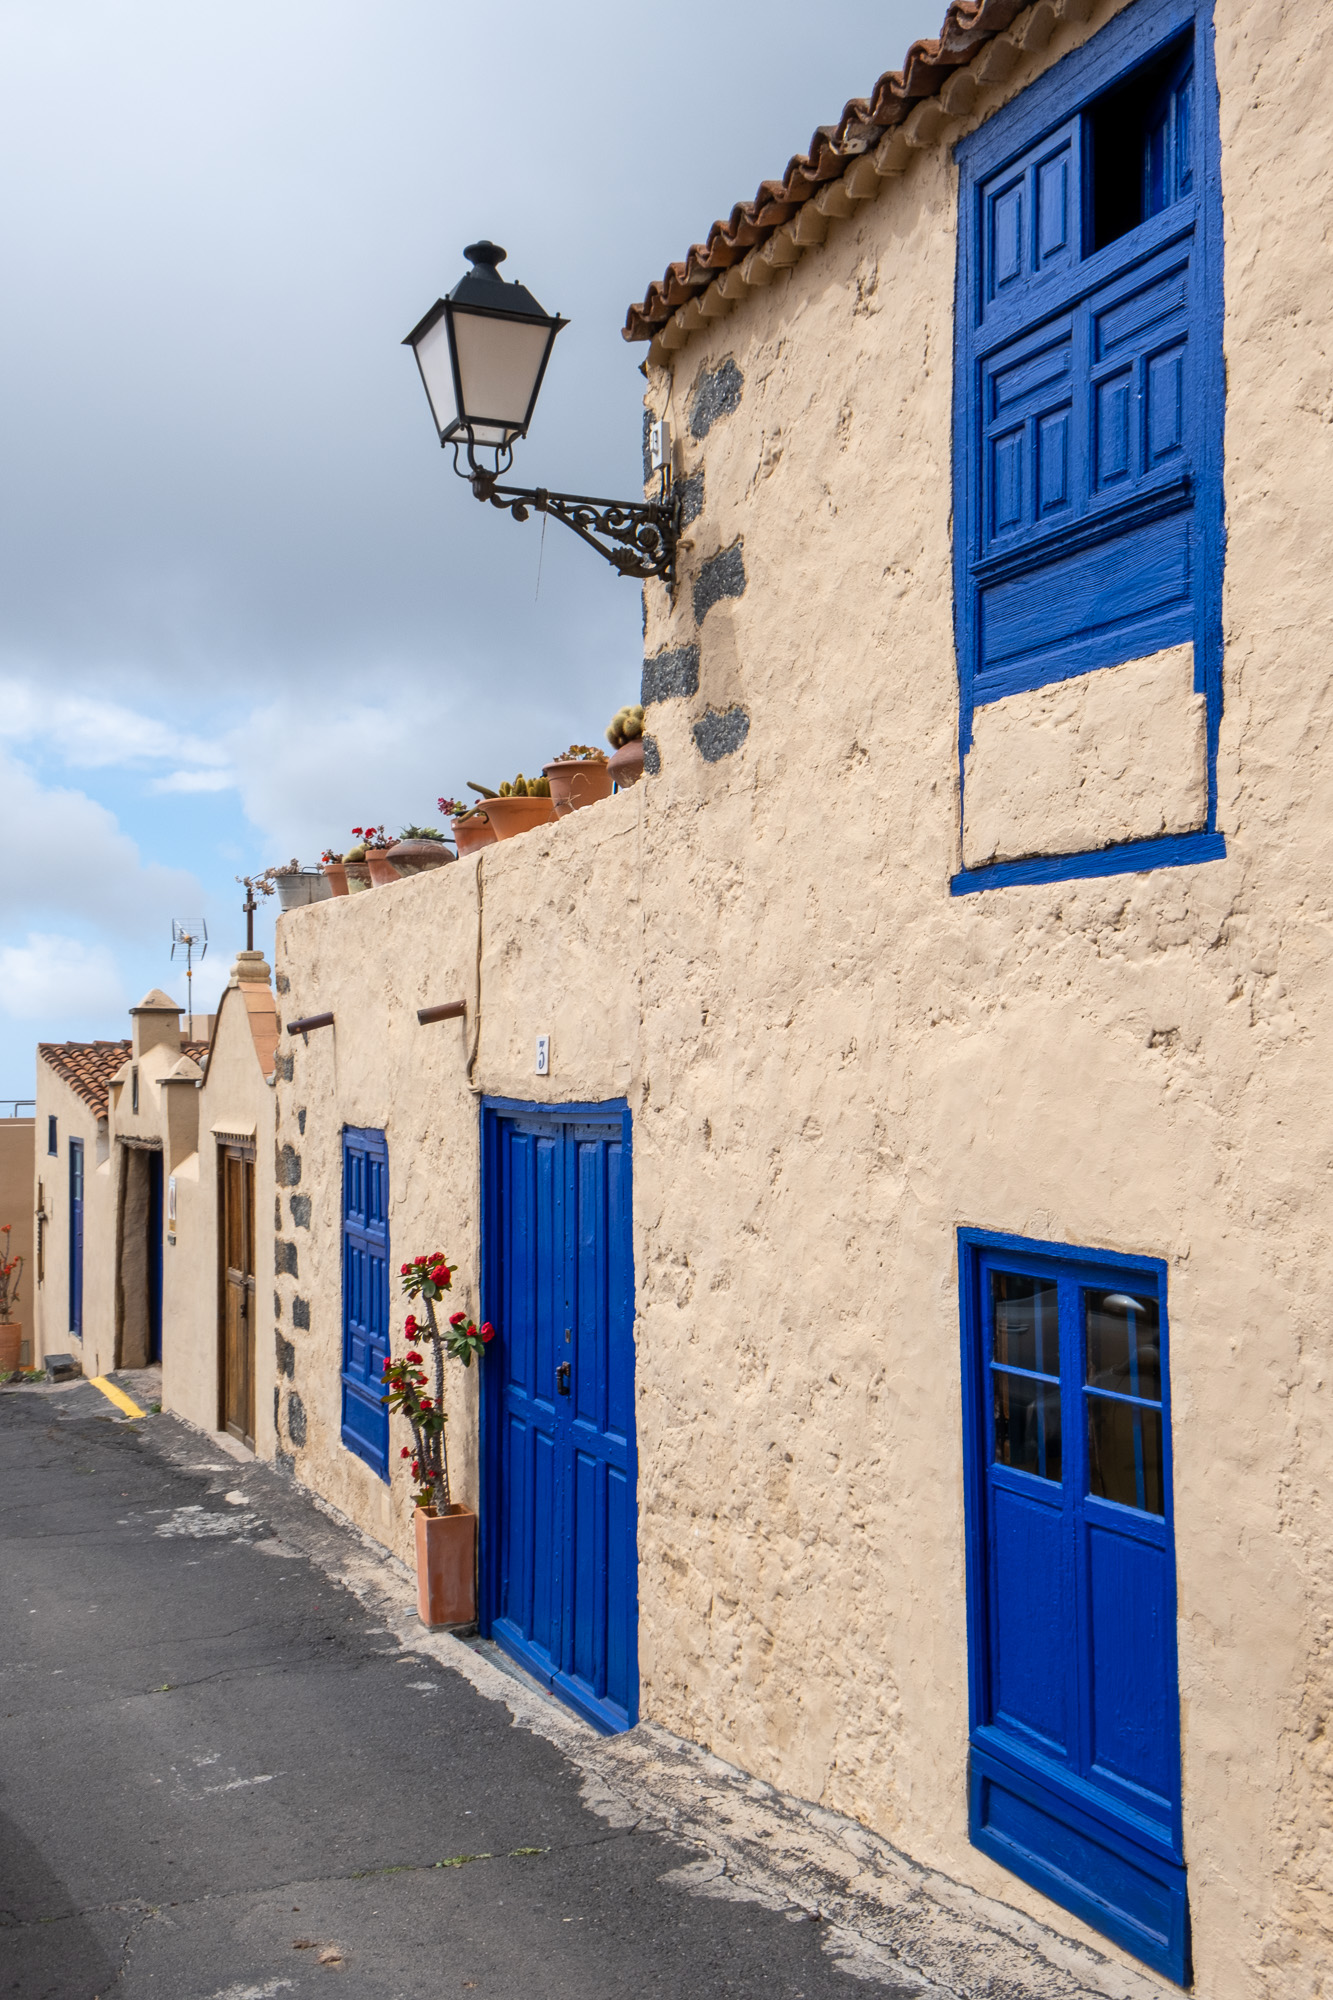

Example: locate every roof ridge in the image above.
[623,0,1029,345]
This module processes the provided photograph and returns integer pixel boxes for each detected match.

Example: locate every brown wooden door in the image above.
[220,1146,256,1446]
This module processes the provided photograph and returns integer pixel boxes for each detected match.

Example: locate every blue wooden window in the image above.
[959,1229,1188,1982]
[953,0,1224,892]
[341,1126,390,1477]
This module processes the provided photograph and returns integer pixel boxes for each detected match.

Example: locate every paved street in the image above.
[0,1383,1162,2000]
[1,1381,922,2000]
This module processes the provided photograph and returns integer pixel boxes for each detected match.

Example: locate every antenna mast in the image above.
[170,920,208,1041]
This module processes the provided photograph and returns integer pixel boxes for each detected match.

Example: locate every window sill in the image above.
[951,829,1226,896]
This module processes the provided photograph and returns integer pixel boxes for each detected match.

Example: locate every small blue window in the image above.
[952,0,1224,892]
[47,1115,57,1157]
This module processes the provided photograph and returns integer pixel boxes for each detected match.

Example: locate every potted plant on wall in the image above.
[386,825,456,879]
[0,1225,24,1376]
[542,744,613,816]
[440,795,495,858]
[321,849,349,897]
[453,775,556,845]
[606,705,646,785]
[356,825,400,887]
[382,1253,494,1629]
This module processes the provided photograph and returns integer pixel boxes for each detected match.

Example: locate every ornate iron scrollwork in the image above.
[466,468,679,584]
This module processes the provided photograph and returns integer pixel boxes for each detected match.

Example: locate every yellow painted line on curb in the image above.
[90,1376,146,1419]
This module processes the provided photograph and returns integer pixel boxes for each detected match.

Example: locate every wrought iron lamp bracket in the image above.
[452,439,678,583]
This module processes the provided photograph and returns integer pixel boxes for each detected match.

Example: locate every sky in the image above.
[0,0,942,1095]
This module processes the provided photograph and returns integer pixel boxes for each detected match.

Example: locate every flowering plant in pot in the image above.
[382,1252,494,1629]
[542,744,612,817]
[352,824,401,888]
[386,824,455,880]
[0,1225,24,1376]
[320,848,349,897]
[440,794,496,858]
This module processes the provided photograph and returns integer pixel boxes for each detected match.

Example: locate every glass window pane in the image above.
[1085,1288,1161,1401]
[991,1270,1060,1376]
[1087,1395,1163,1514]
[993,1369,1062,1483]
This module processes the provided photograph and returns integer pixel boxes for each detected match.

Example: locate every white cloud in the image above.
[0,933,125,1020]
[151,767,237,793]
[0,677,229,774]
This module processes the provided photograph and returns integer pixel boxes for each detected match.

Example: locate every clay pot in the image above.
[476,796,558,842]
[366,851,399,888]
[344,856,372,893]
[322,861,349,897]
[0,1324,21,1375]
[386,838,455,879]
[543,757,614,817]
[608,740,645,787]
[452,813,497,856]
[414,1503,477,1629]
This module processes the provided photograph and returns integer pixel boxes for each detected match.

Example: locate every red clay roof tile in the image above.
[38,1040,208,1120]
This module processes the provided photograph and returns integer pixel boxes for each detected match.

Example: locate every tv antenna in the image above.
[170,919,208,1041]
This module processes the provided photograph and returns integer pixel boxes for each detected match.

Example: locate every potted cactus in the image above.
[451,778,555,846]
[386,825,455,879]
[606,705,646,785]
[542,744,613,816]
[382,1252,494,1629]
[343,842,371,893]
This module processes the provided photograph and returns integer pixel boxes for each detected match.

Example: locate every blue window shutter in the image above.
[341,1126,390,1477]
[953,0,1224,833]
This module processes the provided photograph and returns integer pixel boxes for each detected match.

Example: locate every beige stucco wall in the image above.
[269,3,1333,1995]
[963,646,1208,866]
[0,1119,35,1361]
[30,1067,115,1375]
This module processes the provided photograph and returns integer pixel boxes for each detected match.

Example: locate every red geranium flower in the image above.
[480,1322,495,1343]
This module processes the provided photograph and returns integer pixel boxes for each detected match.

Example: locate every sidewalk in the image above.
[0,1384,1171,2000]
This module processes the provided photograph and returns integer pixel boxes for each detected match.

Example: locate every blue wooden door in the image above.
[68,1139,84,1339]
[483,1103,637,1734]
[341,1127,390,1476]
[961,1234,1187,1982]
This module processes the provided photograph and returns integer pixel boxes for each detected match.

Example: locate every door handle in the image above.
[556,1362,571,1397]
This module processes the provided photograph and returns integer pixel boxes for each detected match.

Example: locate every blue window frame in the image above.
[952,0,1225,894]
[958,1228,1187,1982]
[341,1126,390,1477]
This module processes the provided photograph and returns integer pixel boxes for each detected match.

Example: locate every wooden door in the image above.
[485,1104,637,1735]
[220,1145,255,1445]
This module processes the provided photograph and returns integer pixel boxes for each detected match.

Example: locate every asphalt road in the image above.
[0,1382,917,2000]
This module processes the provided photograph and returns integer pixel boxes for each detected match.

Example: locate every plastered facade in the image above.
[32,1062,116,1376]
[0,1119,35,1362]
[269,2,1333,1994]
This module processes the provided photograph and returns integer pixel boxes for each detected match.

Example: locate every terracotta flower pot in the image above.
[543,757,614,817]
[322,861,349,897]
[608,740,645,787]
[344,856,372,893]
[476,796,558,842]
[366,851,399,887]
[452,813,497,857]
[386,839,456,879]
[0,1324,21,1375]
[414,1503,477,1629]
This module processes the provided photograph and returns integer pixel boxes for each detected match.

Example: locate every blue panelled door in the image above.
[960,1232,1187,1983]
[482,1102,637,1734]
[341,1126,390,1476]
[68,1138,84,1338]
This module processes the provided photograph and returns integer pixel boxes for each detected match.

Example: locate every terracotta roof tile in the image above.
[38,1041,131,1120]
[623,0,1028,343]
[37,1039,209,1119]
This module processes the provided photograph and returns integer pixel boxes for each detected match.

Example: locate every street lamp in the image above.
[404,241,679,583]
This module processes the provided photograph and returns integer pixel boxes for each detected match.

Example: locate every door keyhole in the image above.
[556,1362,571,1396]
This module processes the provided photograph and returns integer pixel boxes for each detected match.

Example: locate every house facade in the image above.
[39,0,1325,1991]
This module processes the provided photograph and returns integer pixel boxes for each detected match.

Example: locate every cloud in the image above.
[0,749,204,940]
[151,767,237,793]
[0,933,125,1020]
[0,677,230,773]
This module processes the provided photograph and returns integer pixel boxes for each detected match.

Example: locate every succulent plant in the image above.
[399,824,444,842]
[552,743,607,762]
[344,843,367,862]
[606,705,645,749]
[496,773,551,797]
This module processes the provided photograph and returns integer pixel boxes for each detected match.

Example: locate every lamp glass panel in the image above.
[414,314,458,440]
[452,309,552,433]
